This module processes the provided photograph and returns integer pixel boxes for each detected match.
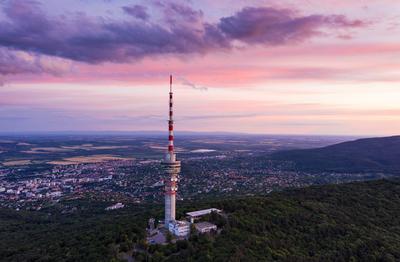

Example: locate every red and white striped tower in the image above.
[162,75,181,226]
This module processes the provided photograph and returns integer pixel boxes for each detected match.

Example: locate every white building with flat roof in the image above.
[186,208,222,223]
[168,220,190,237]
[194,222,217,234]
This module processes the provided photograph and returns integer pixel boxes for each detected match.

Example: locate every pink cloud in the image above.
[0,1,365,70]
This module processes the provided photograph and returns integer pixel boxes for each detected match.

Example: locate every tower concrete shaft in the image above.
[162,75,181,225]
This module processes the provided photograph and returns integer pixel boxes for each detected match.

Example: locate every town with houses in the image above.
[0,156,381,211]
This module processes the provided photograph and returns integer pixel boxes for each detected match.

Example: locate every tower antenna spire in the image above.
[170,74,172,93]
[168,75,174,154]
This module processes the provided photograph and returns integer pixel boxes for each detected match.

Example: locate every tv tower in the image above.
[162,75,181,226]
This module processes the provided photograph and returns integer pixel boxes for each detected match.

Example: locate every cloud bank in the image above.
[122,4,150,21]
[0,0,365,75]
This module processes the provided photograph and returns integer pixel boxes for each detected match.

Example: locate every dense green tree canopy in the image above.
[1,180,400,261]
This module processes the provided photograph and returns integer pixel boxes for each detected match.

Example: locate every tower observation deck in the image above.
[161,75,181,226]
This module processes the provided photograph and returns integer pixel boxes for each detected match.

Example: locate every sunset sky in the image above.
[0,0,399,135]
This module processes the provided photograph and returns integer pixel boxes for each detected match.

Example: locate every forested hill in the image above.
[271,136,400,173]
[175,179,400,261]
[1,179,400,261]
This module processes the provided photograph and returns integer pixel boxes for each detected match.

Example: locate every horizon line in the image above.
[0,130,382,138]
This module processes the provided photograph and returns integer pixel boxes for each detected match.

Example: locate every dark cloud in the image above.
[158,1,204,25]
[0,49,36,75]
[218,7,365,45]
[0,48,64,75]
[0,0,366,70]
[122,4,149,21]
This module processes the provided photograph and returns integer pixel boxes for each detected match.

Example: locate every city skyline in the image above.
[0,0,399,135]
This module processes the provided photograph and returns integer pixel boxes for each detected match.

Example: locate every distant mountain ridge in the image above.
[271,136,400,173]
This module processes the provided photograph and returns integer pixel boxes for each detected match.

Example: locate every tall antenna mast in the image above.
[162,75,181,226]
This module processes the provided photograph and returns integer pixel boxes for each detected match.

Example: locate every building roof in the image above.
[170,220,190,227]
[186,208,221,217]
[195,222,217,230]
